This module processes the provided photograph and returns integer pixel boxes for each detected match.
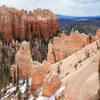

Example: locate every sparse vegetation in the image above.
[55,94,65,100]
[98,58,100,100]
[0,47,12,89]
[85,50,90,58]
[25,75,30,100]
[57,64,60,74]
[96,41,100,50]
[74,63,78,70]
[88,34,92,43]
[78,60,83,64]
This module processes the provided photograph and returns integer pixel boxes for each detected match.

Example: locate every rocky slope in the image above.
[47,31,96,64]
[1,5,100,100]
[10,37,100,100]
[43,39,100,100]
[10,41,50,91]
[0,5,59,42]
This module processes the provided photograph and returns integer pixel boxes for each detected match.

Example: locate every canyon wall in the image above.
[10,41,61,96]
[0,5,59,42]
[47,31,96,64]
[10,41,50,91]
[46,39,100,100]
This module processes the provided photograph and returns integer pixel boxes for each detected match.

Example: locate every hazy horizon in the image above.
[0,0,100,16]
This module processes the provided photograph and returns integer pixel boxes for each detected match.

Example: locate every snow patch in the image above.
[28,96,34,100]
[20,78,32,93]
[36,86,65,100]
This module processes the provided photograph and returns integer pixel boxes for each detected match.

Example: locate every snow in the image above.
[54,85,65,97]
[20,80,27,93]
[36,85,65,100]
[28,96,34,100]
[18,79,25,84]
[36,97,49,100]
[1,94,9,100]
[1,86,16,100]
[28,78,32,85]
[5,86,17,95]
[1,78,32,100]
[20,78,32,93]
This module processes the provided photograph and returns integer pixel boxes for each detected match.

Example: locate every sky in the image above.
[0,0,100,16]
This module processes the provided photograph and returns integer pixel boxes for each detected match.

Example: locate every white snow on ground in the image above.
[20,78,32,93]
[1,94,9,100]
[1,87,17,100]
[5,86,17,95]
[28,78,32,86]
[36,85,65,100]
[1,78,32,100]
[28,96,34,100]
[36,97,49,100]
[20,80,27,93]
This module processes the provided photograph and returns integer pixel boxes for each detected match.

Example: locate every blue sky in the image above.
[0,0,100,16]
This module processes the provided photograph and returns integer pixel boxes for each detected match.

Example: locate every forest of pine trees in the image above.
[0,44,12,98]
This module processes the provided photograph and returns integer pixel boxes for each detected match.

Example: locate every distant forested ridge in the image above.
[57,14,100,35]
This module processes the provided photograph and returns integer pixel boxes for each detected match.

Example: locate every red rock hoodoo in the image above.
[0,5,59,42]
[95,28,100,40]
[10,41,50,91]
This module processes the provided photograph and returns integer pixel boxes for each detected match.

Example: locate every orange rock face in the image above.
[95,28,100,40]
[47,31,95,64]
[31,62,50,91]
[0,6,59,42]
[42,75,61,97]
[10,41,50,90]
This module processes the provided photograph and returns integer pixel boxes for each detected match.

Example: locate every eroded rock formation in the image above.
[95,28,100,40]
[0,5,59,42]
[10,41,50,91]
[47,31,95,64]
[42,75,61,97]
[47,39,100,100]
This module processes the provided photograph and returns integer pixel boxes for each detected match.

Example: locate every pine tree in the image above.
[0,47,11,89]
[17,63,20,83]
[16,63,20,92]
[57,64,60,74]
[0,60,2,99]
[88,34,92,44]
[98,58,100,100]
[25,74,29,100]
[14,68,16,85]
[16,63,22,100]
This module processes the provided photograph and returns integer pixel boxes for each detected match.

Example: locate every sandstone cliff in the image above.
[0,5,59,42]
[46,39,100,100]
[10,41,50,91]
[47,31,95,64]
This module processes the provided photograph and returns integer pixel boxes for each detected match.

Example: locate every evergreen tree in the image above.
[0,48,11,89]
[14,68,16,85]
[0,60,2,99]
[17,63,20,83]
[25,74,29,100]
[57,64,60,74]
[88,34,92,44]
[98,58,100,100]
[16,63,20,92]
[18,91,21,100]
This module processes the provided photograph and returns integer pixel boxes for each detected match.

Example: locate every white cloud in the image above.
[0,0,100,16]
